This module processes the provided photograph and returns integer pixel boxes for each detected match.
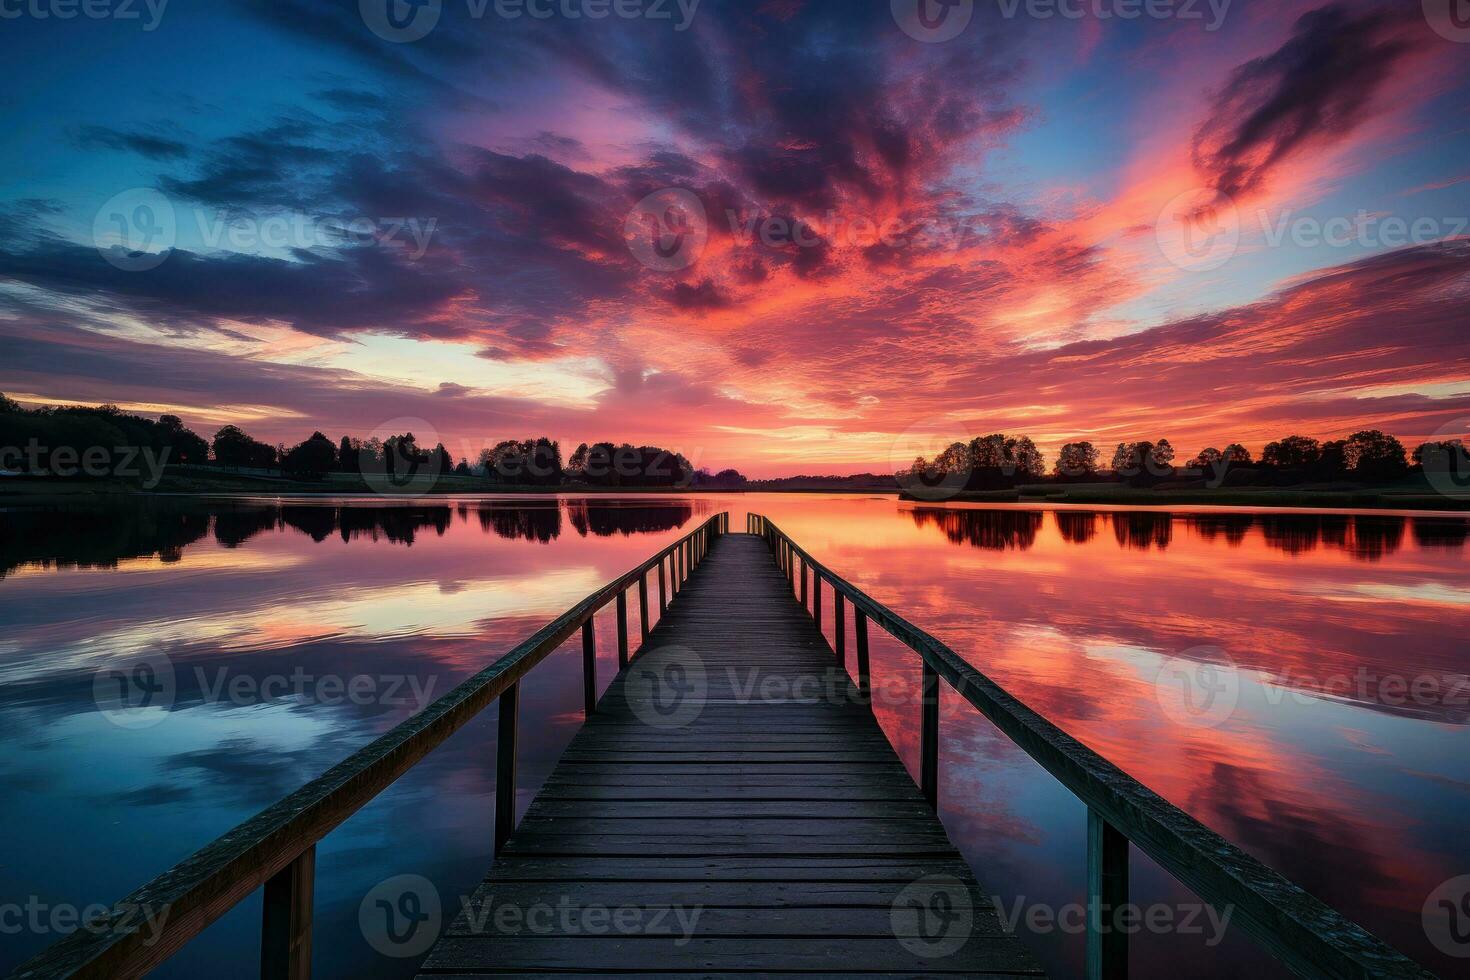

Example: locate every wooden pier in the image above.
[416,531,1041,976]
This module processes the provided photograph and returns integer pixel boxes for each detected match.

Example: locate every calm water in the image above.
[1,494,1466,977]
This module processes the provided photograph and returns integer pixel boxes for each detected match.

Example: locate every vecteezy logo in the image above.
[1153,646,1240,728]
[357,417,445,497]
[1156,187,1240,273]
[891,0,973,43]
[1422,419,1470,499]
[360,874,442,958]
[360,0,441,43]
[93,188,176,272]
[1424,0,1470,42]
[624,188,708,272]
[1424,875,1470,957]
[891,875,974,959]
[890,424,973,502]
[624,645,707,728]
[93,652,177,729]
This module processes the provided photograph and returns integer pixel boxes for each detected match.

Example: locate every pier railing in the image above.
[11,512,729,980]
[748,513,1430,980]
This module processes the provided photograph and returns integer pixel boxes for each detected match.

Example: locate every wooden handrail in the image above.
[11,512,730,980]
[747,514,1431,980]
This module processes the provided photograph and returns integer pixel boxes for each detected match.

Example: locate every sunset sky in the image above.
[2,0,1469,476]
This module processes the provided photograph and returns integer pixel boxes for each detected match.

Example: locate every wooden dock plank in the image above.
[415,532,1043,977]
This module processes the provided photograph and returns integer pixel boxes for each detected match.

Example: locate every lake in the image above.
[1,494,1466,977]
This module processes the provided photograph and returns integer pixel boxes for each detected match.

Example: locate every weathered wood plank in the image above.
[420,937,1041,974]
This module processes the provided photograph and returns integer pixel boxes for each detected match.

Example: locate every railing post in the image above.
[658,559,667,614]
[616,591,629,669]
[921,660,939,809]
[855,610,870,703]
[1088,810,1130,980]
[638,574,650,645]
[835,593,846,667]
[494,682,519,854]
[260,845,313,980]
[582,618,597,716]
[813,572,822,630]
[799,557,808,607]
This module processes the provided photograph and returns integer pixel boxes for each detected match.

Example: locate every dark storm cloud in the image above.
[1192,3,1420,199]
[74,125,191,161]
[0,238,467,339]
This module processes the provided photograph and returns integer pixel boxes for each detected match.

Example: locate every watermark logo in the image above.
[890,425,973,502]
[457,894,704,941]
[93,651,176,729]
[93,188,176,272]
[891,875,974,959]
[1421,420,1470,499]
[360,874,442,958]
[992,894,1234,943]
[624,645,707,728]
[1153,646,1239,728]
[1424,0,1470,43]
[1156,187,1239,273]
[193,667,439,710]
[624,188,708,272]
[0,898,171,944]
[1424,875,1470,957]
[358,418,445,496]
[892,0,972,42]
[360,0,442,42]
[0,0,169,30]
[993,0,1229,30]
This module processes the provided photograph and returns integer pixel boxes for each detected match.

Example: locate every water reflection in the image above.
[0,498,705,576]
[909,507,1043,550]
[906,507,1466,562]
[2,495,1466,979]
[567,499,694,537]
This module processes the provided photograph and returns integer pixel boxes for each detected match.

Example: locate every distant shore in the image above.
[6,469,1470,513]
[899,484,1470,512]
[0,468,899,500]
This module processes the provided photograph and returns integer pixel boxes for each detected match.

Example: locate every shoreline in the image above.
[5,467,1470,514]
[897,487,1470,512]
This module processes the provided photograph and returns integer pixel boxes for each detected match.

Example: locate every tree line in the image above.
[904,429,1464,489]
[0,395,703,488]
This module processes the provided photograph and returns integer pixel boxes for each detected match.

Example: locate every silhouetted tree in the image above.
[567,442,589,478]
[1413,439,1468,480]
[158,414,209,464]
[696,468,749,489]
[1054,441,1099,479]
[283,432,337,478]
[213,425,276,468]
[953,433,1045,488]
[1222,443,1251,465]
[1344,430,1408,482]
[1262,435,1322,468]
[1006,436,1046,480]
[1317,439,1348,479]
[1188,447,1223,471]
